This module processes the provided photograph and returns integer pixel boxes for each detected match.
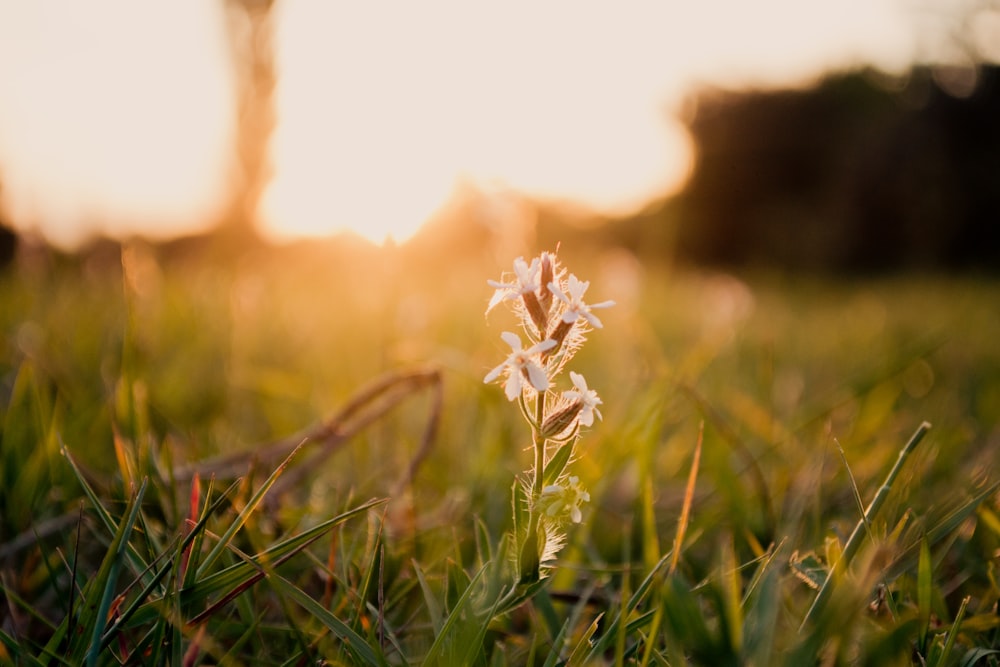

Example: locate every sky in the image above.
[0,0,974,247]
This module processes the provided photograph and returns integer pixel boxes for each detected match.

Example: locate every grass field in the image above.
[1,236,998,665]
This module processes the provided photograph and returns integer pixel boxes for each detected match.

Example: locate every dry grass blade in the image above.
[670,422,703,576]
[173,365,442,496]
[680,385,775,530]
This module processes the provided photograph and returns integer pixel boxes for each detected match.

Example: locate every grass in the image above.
[0,236,998,665]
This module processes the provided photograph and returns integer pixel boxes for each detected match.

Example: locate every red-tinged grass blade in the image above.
[267,572,383,667]
[98,478,241,637]
[35,480,146,664]
[61,444,152,583]
[79,479,147,667]
[180,473,200,579]
[96,533,179,653]
[183,476,230,591]
[670,422,703,576]
[196,440,308,577]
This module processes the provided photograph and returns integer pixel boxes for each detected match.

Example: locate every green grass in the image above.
[1,238,998,665]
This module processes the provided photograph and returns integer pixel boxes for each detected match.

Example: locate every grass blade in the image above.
[197,440,306,576]
[87,479,148,667]
[267,573,382,666]
[917,537,932,655]
[801,421,931,630]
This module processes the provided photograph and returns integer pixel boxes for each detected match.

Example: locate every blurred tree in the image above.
[0,178,18,269]
[218,0,277,244]
[660,66,1000,273]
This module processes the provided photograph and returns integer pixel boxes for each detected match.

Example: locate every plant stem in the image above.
[533,391,547,495]
[520,390,548,583]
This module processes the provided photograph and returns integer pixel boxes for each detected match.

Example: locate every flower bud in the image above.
[522,290,549,336]
[538,252,556,313]
[542,318,573,360]
[539,400,583,439]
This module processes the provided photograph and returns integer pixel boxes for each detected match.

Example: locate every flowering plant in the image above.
[484,251,613,583]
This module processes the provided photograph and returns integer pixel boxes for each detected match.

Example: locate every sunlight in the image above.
[0,1,232,248]
[258,2,698,244]
[0,1,921,248]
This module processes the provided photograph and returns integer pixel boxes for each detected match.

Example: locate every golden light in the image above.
[0,1,233,248]
[0,1,922,248]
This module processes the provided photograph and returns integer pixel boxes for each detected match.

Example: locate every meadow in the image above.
[0,234,998,665]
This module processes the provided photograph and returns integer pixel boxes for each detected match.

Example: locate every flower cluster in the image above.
[484,251,613,580]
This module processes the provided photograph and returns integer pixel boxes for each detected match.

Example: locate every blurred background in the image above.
[0,0,997,270]
[0,1,998,604]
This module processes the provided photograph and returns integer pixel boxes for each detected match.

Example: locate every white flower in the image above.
[483,331,556,401]
[562,371,603,427]
[549,274,615,328]
[487,256,540,314]
[539,476,591,524]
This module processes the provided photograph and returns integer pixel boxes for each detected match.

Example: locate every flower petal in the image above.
[483,363,505,384]
[499,331,522,350]
[528,338,557,355]
[582,311,604,328]
[525,362,550,392]
[504,373,522,401]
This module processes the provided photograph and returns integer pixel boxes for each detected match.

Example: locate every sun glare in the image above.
[0,1,232,248]
[0,1,920,248]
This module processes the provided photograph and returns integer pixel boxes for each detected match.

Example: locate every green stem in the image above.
[800,421,931,630]
[533,391,547,494]
[520,390,548,583]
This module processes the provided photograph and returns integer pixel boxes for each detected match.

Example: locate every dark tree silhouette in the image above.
[665,66,1000,272]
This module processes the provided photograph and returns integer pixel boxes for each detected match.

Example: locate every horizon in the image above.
[0,1,994,249]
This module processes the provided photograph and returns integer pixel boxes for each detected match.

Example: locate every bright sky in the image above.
[0,0,932,247]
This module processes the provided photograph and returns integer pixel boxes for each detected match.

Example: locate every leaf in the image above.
[87,480,148,667]
[421,562,489,666]
[959,648,1000,667]
[931,595,970,667]
[412,559,443,635]
[197,441,308,577]
[542,443,573,485]
[918,537,932,654]
[566,613,604,667]
[268,573,383,667]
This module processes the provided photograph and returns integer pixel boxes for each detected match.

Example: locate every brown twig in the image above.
[173,365,443,498]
